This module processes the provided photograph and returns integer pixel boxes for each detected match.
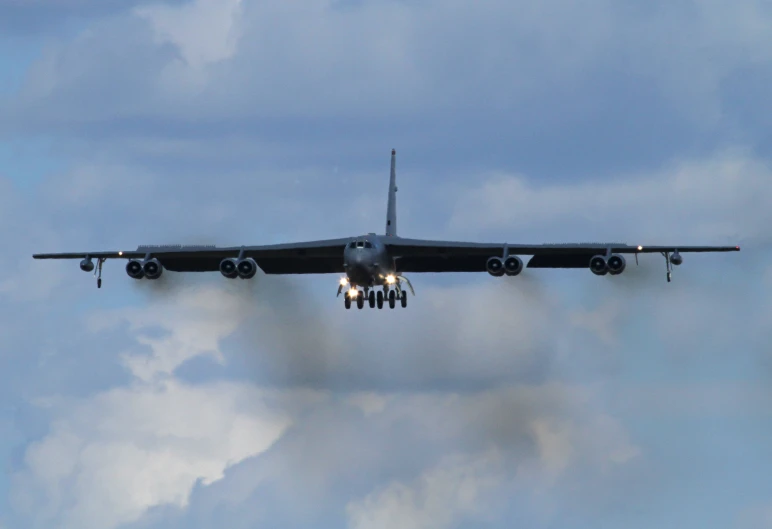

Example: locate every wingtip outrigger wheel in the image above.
[662,251,672,283]
[94,257,105,288]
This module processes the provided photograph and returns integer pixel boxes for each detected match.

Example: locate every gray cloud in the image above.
[4,0,772,162]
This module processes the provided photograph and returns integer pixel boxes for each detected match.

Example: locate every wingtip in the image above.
[391,148,396,155]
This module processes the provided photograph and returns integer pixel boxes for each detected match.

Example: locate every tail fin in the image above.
[385,148,397,236]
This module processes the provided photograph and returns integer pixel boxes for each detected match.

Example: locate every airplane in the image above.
[33,149,740,310]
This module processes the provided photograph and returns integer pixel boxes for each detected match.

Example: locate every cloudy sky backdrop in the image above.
[1,1,771,528]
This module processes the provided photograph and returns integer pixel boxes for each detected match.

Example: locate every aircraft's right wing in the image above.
[384,238,740,273]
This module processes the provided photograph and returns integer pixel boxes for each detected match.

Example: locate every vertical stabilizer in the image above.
[385,148,397,236]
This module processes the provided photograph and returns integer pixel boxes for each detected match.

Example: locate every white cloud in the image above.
[136,0,243,69]
[346,450,504,529]
[90,284,251,382]
[14,379,290,529]
[449,150,770,244]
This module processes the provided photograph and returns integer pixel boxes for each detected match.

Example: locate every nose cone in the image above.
[347,251,375,285]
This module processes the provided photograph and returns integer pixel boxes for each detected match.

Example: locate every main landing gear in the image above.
[343,287,408,310]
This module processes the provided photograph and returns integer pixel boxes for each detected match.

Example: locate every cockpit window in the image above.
[364,241,373,248]
[348,242,356,249]
[356,241,364,248]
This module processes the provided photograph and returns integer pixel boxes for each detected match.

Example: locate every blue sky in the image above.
[1,1,771,528]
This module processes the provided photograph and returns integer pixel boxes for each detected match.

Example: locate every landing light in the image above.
[340,277,349,286]
[637,245,643,251]
[348,288,358,298]
[118,251,123,256]
[386,274,396,284]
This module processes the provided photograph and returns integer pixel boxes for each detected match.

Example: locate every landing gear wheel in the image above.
[388,290,396,309]
[357,295,364,309]
[369,290,375,308]
[97,278,102,289]
[376,290,384,309]
[401,291,407,308]
[344,295,351,309]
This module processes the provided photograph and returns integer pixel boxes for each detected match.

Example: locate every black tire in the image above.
[377,290,384,309]
[388,290,396,309]
[344,295,351,309]
[401,292,407,308]
[357,295,364,309]
[369,290,375,308]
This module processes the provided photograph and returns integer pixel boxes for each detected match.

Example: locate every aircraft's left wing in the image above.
[385,237,740,273]
[33,237,354,274]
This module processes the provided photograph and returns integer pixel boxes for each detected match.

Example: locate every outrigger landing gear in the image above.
[95,257,105,288]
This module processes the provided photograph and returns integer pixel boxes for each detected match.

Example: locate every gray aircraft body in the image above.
[33,149,740,309]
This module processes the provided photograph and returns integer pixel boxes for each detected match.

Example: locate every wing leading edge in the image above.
[32,238,354,275]
[384,238,740,272]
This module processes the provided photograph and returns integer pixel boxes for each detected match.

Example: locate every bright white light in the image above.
[637,245,643,251]
[348,288,358,298]
[340,277,349,286]
[118,251,123,256]
[385,275,396,284]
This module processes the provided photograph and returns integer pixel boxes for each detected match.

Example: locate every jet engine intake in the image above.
[486,256,505,277]
[80,258,94,272]
[126,260,145,279]
[607,254,626,275]
[219,258,239,279]
[504,256,523,276]
[670,251,683,266]
[589,255,608,276]
[143,258,163,279]
[237,257,257,279]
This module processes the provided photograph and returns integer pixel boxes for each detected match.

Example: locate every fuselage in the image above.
[342,233,396,287]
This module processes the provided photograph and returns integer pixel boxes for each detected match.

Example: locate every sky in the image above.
[0,0,771,527]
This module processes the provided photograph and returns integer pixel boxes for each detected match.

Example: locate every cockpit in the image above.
[348,240,373,249]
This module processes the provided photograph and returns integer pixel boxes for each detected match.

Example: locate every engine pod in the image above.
[486,256,505,277]
[589,255,608,275]
[126,260,145,279]
[143,258,163,279]
[219,258,239,279]
[504,256,523,276]
[607,254,626,275]
[237,258,258,279]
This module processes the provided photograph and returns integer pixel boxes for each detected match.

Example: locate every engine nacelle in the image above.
[126,260,145,279]
[237,258,258,279]
[143,258,163,280]
[80,258,95,272]
[670,251,683,266]
[607,254,626,275]
[219,258,239,279]
[504,256,523,276]
[486,256,505,277]
[589,255,608,276]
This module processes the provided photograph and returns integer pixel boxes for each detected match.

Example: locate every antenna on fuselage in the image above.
[385,148,397,236]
